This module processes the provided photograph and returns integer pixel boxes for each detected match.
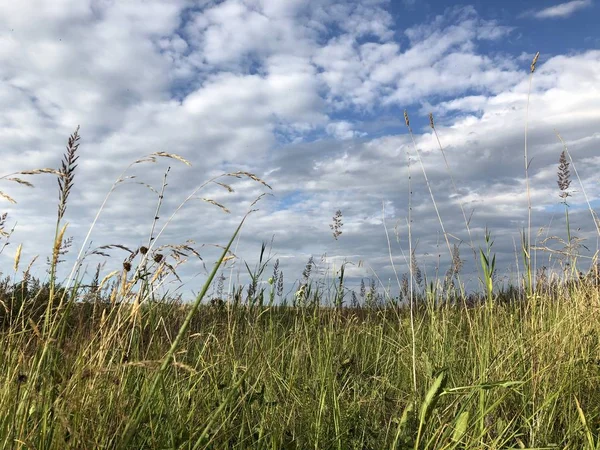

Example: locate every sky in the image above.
[0,0,599,302]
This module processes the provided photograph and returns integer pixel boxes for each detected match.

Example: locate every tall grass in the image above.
[1,276,599,448]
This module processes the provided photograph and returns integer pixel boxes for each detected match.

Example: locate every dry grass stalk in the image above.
[13,243,22,272]
[531,51,540,73]
[28,318,43,340]
[0,212,7,235]
[170,242,202,261]
[402,111,417,396]
[213,181,234,192]
[124,360,161,369]
[99,271,120,292]
[202,198,231,213]
[250,193,269,208]
[52,223,68,268]
[134,156,158,164]
[129,297,141,325]
[172,361,198,375]
[6,177,34,188]
[132,181,159,194]
[19,168,63,176]
[0,191,17,204]
[23,255,39,281]
[229,171,272,190]
[0,212,10,243]
[150,264,166,284]
[150,152,192,166]
[428,112,476,260]
[404,110,453,261]
[92,244,134,258]
[1,167,61,217]
[524,51,540,295]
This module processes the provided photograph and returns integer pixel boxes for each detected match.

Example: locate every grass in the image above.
[1,283,599,449]
[1,52,600,448]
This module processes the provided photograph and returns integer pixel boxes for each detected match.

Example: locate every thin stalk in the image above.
[524,52,540,297]
[429,114,476,261]
[405,111,453,261]
[382,202,415,395]
[403,117,418,397]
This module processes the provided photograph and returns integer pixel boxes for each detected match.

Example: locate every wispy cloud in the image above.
[520,0,593,19]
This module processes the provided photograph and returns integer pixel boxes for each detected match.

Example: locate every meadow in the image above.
[1,54,599,449]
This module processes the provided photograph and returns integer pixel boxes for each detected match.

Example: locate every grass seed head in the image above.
[0,190,17,204]
[531,51,540,73]
[150,152,191,166]
[0,212,7,237]
[7,177,34,188]
[558,150,572,199]
[58,126,81,221]
[330,210,343,240]
[19,168,63,176]
[14,243,22,272]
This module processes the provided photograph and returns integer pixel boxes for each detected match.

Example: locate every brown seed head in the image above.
[57,126,81,221]
[123,261,132,272]
[153,253,164,263]
[403,110,410,128]
[428,113,435,129]
[557,150,571,199]
[329,209,343,240]
[530,51,540,73]
[139,246,148,255]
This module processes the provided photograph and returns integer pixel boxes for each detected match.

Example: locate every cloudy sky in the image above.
[1,0,599,301]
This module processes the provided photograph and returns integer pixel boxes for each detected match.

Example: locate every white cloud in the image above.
[326,121,367,140]
[0,1,598,297]
[314,6,517,110]
[520,0,593,19]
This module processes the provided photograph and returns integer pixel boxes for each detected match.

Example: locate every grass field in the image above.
[1,278,600,449]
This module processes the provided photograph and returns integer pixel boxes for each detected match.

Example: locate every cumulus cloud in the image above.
[0,1,598,298]
[520,0,593,19]
[313,6,517,111]
[326,121,367,140]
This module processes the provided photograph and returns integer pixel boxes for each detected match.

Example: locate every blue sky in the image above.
[0,0,599,300]
[391,0,598,46]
